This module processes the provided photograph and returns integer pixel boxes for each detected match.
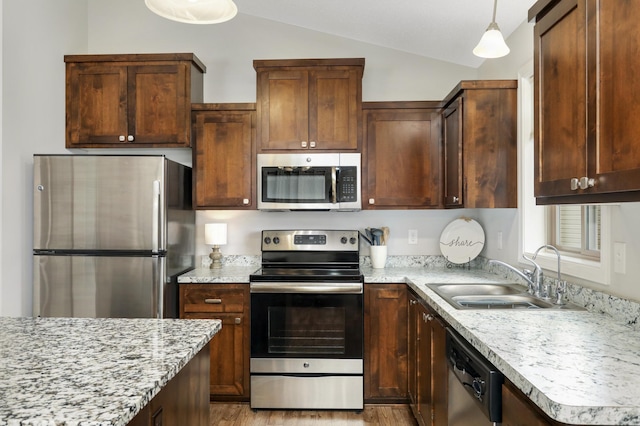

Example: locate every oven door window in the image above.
[262,167,332,203]
[251,293,363,359]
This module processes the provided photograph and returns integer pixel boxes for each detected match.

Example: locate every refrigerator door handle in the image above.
[152,180,161,253]
[153,255,166,319]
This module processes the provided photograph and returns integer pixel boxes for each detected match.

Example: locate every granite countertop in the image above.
[181,263,640,425]
[0,317,221,426]
[178,266,258,283]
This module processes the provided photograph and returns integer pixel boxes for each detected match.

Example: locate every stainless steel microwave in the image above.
[257,153,361,211]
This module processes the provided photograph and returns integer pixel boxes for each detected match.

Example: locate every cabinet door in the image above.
[417,304,431,426]
[66,63,128,146]
[463,87,517,208]
[407,295,419,414]
[534,0,588,197]
[256,70,309,150]
[364,108,442,209]
[128,64,189,146]
[430,313,447,426]
[443,99,463,207]
[193,108,255,209]
[309,69,360,151]
[364,284,408,401]
[502,380,552,426]
[207,313,248,397]
[592,0,640,193]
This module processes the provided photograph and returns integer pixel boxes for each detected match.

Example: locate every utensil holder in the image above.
[370,246,387,269]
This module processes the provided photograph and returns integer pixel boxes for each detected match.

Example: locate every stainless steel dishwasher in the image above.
[446,328,503,425]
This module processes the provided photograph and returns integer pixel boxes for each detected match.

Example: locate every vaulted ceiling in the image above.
[235,0,537,68]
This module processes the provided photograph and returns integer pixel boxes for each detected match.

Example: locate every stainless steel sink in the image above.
[427,283,585,310]
[430,283,525,297]
[452,294,554,309]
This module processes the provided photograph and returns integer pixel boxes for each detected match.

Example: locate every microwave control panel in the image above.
[337,167,358,202]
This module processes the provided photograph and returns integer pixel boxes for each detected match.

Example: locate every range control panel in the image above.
[261,230,359,252]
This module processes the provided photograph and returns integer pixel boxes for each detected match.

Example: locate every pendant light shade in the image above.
[473,0,510,58]
[145,0,238,24]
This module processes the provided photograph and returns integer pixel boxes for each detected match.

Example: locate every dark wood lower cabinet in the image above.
[128,343,210,426]
[408,289,447,426]
[180,284,250,401]
[364,283,409,402]
[502,379,557,426]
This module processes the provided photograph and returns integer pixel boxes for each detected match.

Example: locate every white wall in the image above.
[0,0,4,313]
[87,0,476,102]
[1,0,88,316]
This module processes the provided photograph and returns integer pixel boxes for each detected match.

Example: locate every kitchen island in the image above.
[0,317,221,426]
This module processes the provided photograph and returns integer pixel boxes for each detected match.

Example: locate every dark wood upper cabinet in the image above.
[531,0,640,204]
[363,101,442,209]
[65,53,205,148]
[253,58,364,152]
[441,81,518,209]
[191,103,255,209]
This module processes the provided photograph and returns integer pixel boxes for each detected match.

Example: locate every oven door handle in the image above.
[250,282,363,294]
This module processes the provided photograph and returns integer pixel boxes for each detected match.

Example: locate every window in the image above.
[518,62,611,285]
[548,205,601,260]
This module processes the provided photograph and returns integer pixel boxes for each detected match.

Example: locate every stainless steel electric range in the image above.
[249,229,364,410]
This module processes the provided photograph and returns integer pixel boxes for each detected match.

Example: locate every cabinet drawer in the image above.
[181,286,245,314]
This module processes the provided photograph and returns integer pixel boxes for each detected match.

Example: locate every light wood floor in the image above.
[209,403,417,426]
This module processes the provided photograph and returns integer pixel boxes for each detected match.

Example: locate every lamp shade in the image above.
[473,23,510,58]
[145,0,238,24]
[205,223,227,245]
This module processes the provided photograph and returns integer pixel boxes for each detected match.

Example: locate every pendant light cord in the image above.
[492,0,498,24]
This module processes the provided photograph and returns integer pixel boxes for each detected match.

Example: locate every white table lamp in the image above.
[205,223,227,269]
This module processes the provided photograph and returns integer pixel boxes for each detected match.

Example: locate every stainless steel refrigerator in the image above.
[33,155,195,318]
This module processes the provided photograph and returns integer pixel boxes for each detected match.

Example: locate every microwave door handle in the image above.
[331,167,337,204]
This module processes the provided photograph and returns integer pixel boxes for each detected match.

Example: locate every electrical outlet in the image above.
[614,242,626,274]
[408,229,418,245]
[497,231,503,250]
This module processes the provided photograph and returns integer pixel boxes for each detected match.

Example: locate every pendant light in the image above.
[473,0,510,58]
[145,0,238,24]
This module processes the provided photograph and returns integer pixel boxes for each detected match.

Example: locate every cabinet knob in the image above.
[452,196,459,203]
[234,318,241,325]
[410,300,417,305]
[119,135,126,142]
[243,198,250,205]
[571,177,595,190]
[309,141,316,148]
[579,176,595,189]
[570,178,579,190]
[369,198,375,205]
[204,298,222,304]
[301,141,308,148]
[127,135,134,142]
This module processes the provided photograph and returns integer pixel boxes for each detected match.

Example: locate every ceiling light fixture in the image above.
[473,0,510,59]
[145,0,238,25]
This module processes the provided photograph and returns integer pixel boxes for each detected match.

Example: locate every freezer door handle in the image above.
[153,255,166,318]
[152,180,161,252]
